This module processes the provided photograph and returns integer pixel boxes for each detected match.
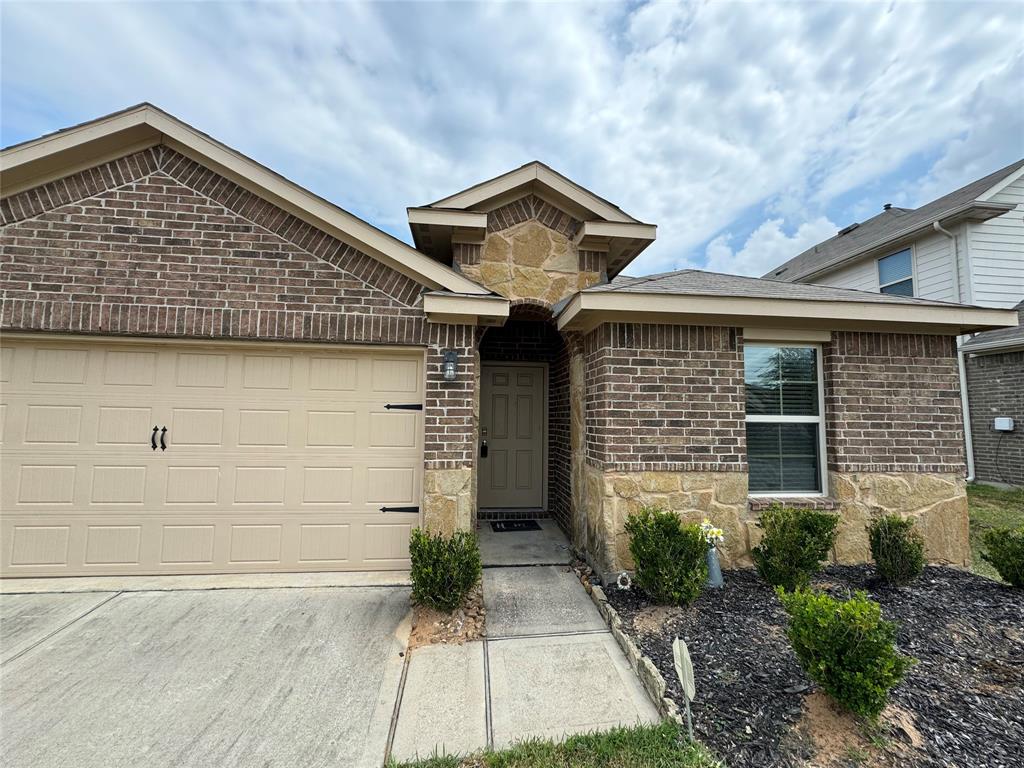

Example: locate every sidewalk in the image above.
[387,521,658,762]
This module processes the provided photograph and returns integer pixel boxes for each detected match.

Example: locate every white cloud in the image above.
[1,0,1021,277]
[704,217,840,278]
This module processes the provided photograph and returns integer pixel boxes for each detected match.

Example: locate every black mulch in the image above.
[603,565,1024,768]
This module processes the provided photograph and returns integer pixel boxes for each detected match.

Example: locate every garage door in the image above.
[0,337,424,577]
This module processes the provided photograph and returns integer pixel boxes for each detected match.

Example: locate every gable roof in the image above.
[763,159,1024,282]
[0,103,490,296]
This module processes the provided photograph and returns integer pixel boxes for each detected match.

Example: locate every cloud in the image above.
[2,1,1022,278]
[704,217,840,278]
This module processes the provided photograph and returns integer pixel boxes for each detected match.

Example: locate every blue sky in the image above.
[3,1,1022,277]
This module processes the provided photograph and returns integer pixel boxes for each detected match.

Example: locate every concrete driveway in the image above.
[1,586,409,768]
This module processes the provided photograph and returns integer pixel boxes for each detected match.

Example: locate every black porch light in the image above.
[442,350,458,381]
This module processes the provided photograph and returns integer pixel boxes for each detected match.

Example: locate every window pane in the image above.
[781,382,818,415]
[880,278,914,296]
[878,249,912,285]
[747,422,821,494]
[779,347,818,416]
[745,347,780,415]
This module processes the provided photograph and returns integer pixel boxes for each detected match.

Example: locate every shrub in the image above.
[752,505,839,591]
[624,506,708,605]
[409,528,482,612]
[777,587,914,719]
[868,515,925,586]
[981,527,1024,587]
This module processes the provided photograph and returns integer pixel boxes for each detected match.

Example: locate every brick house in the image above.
[1,105,1017,578]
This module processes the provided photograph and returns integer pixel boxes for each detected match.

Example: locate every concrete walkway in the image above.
[388,520,658,761]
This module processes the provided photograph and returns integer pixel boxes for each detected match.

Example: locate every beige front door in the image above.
[478,364,545,509]
[0,337,424,576]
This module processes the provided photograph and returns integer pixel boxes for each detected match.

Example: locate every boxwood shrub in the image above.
[409,528,482,612]
[624,506,708,605]
[982,526,1024,587]
[752,505,839,591]
[777,587,915,719]
[868,514,925,586]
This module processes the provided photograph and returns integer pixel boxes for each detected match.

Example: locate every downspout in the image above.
[933,221,975,481]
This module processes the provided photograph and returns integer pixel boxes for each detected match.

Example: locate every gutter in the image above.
[933,221,975,482]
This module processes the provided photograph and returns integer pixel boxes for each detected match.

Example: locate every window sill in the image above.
[747,496,840,512]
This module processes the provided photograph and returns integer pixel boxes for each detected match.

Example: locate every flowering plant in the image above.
[700,519,725,547]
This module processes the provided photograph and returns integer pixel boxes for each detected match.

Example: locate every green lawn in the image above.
[388,722,721,768]
[968,483,1024,580]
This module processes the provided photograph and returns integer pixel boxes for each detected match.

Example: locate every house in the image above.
[764,160,1024,487]
[0,105,1017,580]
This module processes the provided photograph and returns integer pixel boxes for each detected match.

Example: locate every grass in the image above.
[388,721,721,768]
[967,482,1024,581]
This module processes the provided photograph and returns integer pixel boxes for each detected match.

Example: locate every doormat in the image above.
[490,520,542,532]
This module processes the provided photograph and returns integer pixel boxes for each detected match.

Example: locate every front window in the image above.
[878,249,913,296]
[745,345,825,494]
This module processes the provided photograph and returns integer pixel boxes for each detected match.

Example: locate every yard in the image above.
[967,482,1024,581]
[390,722,720,768]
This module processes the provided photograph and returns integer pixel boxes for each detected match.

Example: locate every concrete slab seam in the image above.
[486,628,612,642]
[383,647,413,765]
[481,561,569,569]
[1,591,123,667]
[483,639,495,750]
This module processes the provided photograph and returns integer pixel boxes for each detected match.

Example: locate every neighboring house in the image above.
[0,105,1016,580]
[765,160,1024,487]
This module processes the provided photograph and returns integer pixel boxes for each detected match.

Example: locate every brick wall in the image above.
[0,145,478,474]
[582,323,746,472]
[823,332,964,474]
[478,320,572,530]
[966,349,1024,485]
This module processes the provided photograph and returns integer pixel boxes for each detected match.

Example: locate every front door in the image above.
[478,364,545,509]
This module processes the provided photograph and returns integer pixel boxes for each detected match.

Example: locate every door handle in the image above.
[480,440,488,458]
[160,426,167,451]
[151,427,158,451]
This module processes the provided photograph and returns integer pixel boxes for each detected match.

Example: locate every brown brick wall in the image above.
[479,320,572,531]
[823,332,964,474]
[582,323,746,472]
[0,146,478,473]
[965,349,1024,486]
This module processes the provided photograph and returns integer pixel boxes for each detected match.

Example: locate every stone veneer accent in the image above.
[454,195,605,306]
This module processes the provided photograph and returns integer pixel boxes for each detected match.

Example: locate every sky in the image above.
[2,1,1022,278]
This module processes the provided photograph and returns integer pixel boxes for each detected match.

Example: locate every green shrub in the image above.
[981,526,1024,587]
[868,515,925,586]
[409,528,482,612]
[777,588,914,719]
[752,505,839,591]
[624,506,708,605]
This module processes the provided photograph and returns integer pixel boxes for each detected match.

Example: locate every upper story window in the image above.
[745,344,826,495]
[878,249,913,296]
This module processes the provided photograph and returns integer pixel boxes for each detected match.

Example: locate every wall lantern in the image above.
[442,350,458,381]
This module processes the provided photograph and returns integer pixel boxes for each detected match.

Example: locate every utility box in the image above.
[993,417,1015,432]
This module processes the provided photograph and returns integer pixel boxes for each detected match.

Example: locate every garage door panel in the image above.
[1,338,423,576]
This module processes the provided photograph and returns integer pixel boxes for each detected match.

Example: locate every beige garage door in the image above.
[0,337,424,577]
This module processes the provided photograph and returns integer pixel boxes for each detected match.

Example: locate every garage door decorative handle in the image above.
[151,427,158,451]
[160,427,167,451]
[384,403,423,411]
[379,506,419,513]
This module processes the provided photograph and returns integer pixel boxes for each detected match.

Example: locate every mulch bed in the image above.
[604,565,1024,768]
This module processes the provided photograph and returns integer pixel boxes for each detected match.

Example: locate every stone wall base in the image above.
[423,468,475,536]
[830,471,969,565]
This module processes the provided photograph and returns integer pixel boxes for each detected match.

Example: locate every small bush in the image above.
[624,507,708,605]
[777,587,914,719]
[409,528,482,612]
[981,527,1024,587]
[752,505,839,591]
[868,515,925,586]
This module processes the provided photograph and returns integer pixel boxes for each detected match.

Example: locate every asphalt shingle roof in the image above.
[587,269,980,308]
[961,301,1024,351]
[763,159,1024,281]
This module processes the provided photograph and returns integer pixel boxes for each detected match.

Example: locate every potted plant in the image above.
[700,519,725,588]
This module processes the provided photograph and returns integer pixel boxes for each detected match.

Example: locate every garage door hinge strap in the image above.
[384,403,423,410]
[380,506,420,514]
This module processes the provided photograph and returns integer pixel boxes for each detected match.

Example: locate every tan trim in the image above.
[422,293,510,326]
[977,164,1024,202]
[407,208,487,229]
[2,104,489,296]
[428,162,639,224]
[557,291,1018,335]
[743,328,832,342]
